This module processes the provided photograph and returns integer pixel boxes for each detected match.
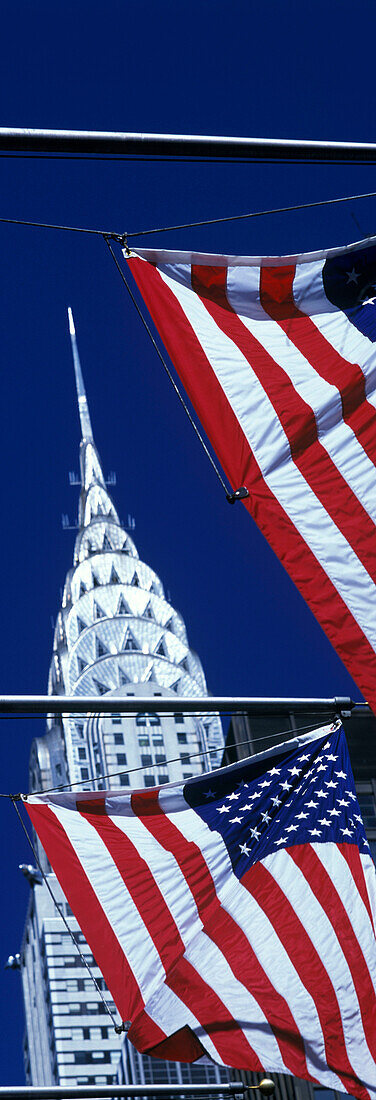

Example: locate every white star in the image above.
[316,764,327,773]
[286,824,299,832]
[362,295,376,306]
[354,814,363,823]
[306,800,318,808]
[323,742,331,749]
[346,791,356,801]
[239,842,251,856]
[240,803,254,811]
[341,827,353,837]
[280,781,292,791]
[275,837,287,846]
[271,796,281,807]
[318,818,331,827]
[218,805,230,814]
[268,767,281,776]
[306,770,314,778]
[261,811,271,823]
[315,756,324,763]
[298,754,310,762]
[230,816,243,824]
[289,766,300,777]
[295,785,302,793]
[325,780,337,789]
[260,780,271,788]
[326,754,338,762]
[228,792,240,801]
[315,791,328,799]
[296,811,308,819]
[335,771,347,779]
[309,828,322,837]
[250,827,260,840]
[346,267,360,284]
[251,791,262,800]
[328,808,341,816]
[338,799,350,807]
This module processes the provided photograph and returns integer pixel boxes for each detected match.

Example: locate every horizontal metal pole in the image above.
[0,694,357,715]
[1,128,376,161]
[0,1088,245,1100]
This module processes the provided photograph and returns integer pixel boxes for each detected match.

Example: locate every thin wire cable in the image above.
[24,719,328,798]
[104,237,231,497]
[0,216,121,239]
[10,798,124,1031]
[126,189,376,238]
[0,187,375,245]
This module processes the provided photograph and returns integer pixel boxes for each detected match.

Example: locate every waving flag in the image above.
[125,239,376,711]
[27,722,376,1098]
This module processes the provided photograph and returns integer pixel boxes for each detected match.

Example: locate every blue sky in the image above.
[0,0,376,1081]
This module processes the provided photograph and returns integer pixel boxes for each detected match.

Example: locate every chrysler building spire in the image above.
[68,306,93,441]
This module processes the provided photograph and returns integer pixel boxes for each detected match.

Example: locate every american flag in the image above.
[125,240,376,712]
[27,722,376,1099]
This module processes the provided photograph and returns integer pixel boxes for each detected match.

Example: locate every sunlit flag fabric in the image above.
[26,721,376,1098]
[124,238,376,711]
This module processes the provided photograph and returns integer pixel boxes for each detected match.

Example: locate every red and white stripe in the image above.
[126,244,376,711]
[27,773,376,1099]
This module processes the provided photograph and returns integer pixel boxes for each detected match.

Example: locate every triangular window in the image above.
[180,656,190,673]
[102,533,112,551]
[165,617,173,632]
[110,565,120,585]
[92,573,100,588]
[77,617,86,635]
[79,581,86,598]
[96,501,104,515]
[94,602,105,620]
[119,669,129,685]
[117,594,130,616]
[122,539,129,552]
[156,638,167,657]
[96,638,108,658]
[123,631,138,652]
[144,602,155,621]
[77,657,87,673]
[92,678,108,696]
[131,572,140,587]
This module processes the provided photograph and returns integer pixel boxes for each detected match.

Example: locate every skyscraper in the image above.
[20,313,225,1087]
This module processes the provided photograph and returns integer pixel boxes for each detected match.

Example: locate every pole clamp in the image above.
[226,486,250,505]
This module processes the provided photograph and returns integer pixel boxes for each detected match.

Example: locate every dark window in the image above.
[116,753,127,765]
[114,733,124,744]
[180,753,190,763]
[158,774,169,785]
[357,792,376,828]
[78,748,86,761]
[83,1027,90,1040]
[144,775,155,787]
[141,754,152,767]
[81,768,89,781]
[177,732,187,744]
[183,772,193,780]
[120,775,130,787]
[155,754,166,765]
[136,714,146,726]
[174,713,184,724]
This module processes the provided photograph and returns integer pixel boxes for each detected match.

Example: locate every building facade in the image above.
[20,313,225,1087]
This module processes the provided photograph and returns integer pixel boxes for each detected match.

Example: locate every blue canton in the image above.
[323,243,376,341]
[184,724,369,880]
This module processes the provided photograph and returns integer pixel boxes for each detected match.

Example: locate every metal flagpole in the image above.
[0,128,376,161]
[0,1086,274,1099]
[0,694,358,715]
